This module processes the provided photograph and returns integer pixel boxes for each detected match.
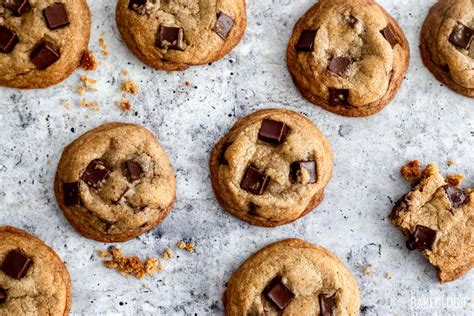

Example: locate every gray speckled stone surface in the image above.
[0,0,473,315]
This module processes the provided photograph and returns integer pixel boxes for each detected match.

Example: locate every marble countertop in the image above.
[0,0,473,315]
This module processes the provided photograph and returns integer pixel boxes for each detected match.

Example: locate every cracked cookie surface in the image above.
[391,164,474,283]
[420,0,474,97]
[115,0,246,71]
[287,0,409,117]
[0,0,90,88]
[210,109,333,227]
[54,123,176,242]
[0,226,71,315]
[224,238,360,315]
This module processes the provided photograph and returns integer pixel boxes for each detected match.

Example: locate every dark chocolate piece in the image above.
[258,119,289,145]
[290,160,317,183]
[213,12,234,40]
[406,225,437,251]
[128,0,146,9]
[4,0,30,16]
[30,41,60,70]
[125,160,143,181]
[247,202,259,216]
[328,88,350,107]
[444,185,467,208]
[156,26,184,51]
[264,276,295,310]
[328,56,352,76]
[448,22,473,50]
[81,159,111,189]
[0,25,19,53]
[319,294,335,316]
[218,142,232,165]
[240,165,270,195]
[0,288,7,303]
[1,250,32,279]
[63,182,81,206]
[391,194,409,219]
[296,30,317,51]
[43,3,70,30]
[380,24,398,48]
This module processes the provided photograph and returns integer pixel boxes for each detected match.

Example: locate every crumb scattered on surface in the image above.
[79,100,99,111]
[446,174,464,187]
[121,80,139,95]
[385,272,393,280]
[123,69,129,76]
[76,86,86,96]
[99,247,163,279]
[99,38,109,56]
[81,50,97,71]
[80,75,97,91]
[363,266,372,276]
[401,160,422,181]
[177,240,195,253]
[97,249,108,258]
[115,99,132,112]
[61,99,71,109]
[447,160,457,166]
[185,81,191,87]
[162,247,174,260]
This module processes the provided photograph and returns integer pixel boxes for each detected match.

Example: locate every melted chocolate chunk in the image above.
[328,56,352,76]
[156,26,184,51]
[296,30,318,51]
[391,194,409,219]
[264,276,295,310]
[406,225,437,251]
[43,3,70,30]
[258,119,289,145]
[328,88,350,107]
[0,25,19,53]
[218,142,232,165]
[448,22,473,50]
[4,0,30,16]
[319,294,336,316]
[128,0,146,10]
[213,12,234,40]
[81,159,111,189]
[380,24,398,48]
[240,165,270,195]
[125,159,143,181]
[63,182,81,206]
[444,185,467,208]
[1,250,32,279]
[0,288,7,303]
[30,41,60,70]
[290,160,317,183]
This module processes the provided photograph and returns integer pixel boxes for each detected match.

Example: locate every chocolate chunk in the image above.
[240,165,270,195]
[290,160,317,183]
[391,194,409,219]
[30,41,60,70]
[264,276,295,310]
[63,182,81,206]
[213,12,234,40]
[319,294,335,316]
[1,250,32,279]
[81,159,111,189]
[0,25,19,53]
[380,24,398,48]
[128,0,146,9]
[406,225,437,251]
[248,202,259,216]
[444,185,467,208]
[448,22,473,50]
[4,0,30,16]
[218,142,232,165]
[346,15,358,27]
[0,288,6,303]
[125,159,143,181]
[441,64,450,73]
[258,119,289,145]
[328,56,352,76]
[43,3,70,30]
[296,30,317,51]
[156,26,184,51]
[328,88,350,107]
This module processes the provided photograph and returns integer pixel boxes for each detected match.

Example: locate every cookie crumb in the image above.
[123,69,129,76]
[79,75,97,91]
[97,249,108,258]
[363,266,372,276]
[115,99,132,112]
[401,160,422,181]
[61,99,71,109]
[79,100,99,111]
[76,85,86,96]
[447,160,457,166]
[121,80,139,95]
[162,247,174,260]
[81,50,97,71]
[98,38,109,56]
[446,174,464,187]
[185,81,191,87]
[177,240,195,253]
[385,272,393,280]
[99,247,162,279]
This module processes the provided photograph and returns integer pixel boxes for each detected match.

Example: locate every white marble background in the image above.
[0,0,473,315]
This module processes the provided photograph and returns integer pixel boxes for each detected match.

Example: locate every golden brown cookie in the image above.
[287,0,410,117]
[0,226,71,315]
[391,163,474,283]
[224,238,360,315]
[54,123,176,243]
[115,0,247,71]
[420,0,474,97]
[210,109,333,227]
[0,0,91,88]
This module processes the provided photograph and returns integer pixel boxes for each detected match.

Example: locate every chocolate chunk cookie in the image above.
[223,239,360,315]
[54,123,176,242]
[420,0,474,97]
[391,163,474,283]
[210,109,333,227]
[115,0,247,71]
[0,226,71,315]
[287,0,410,117]
[0,0,91,88]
